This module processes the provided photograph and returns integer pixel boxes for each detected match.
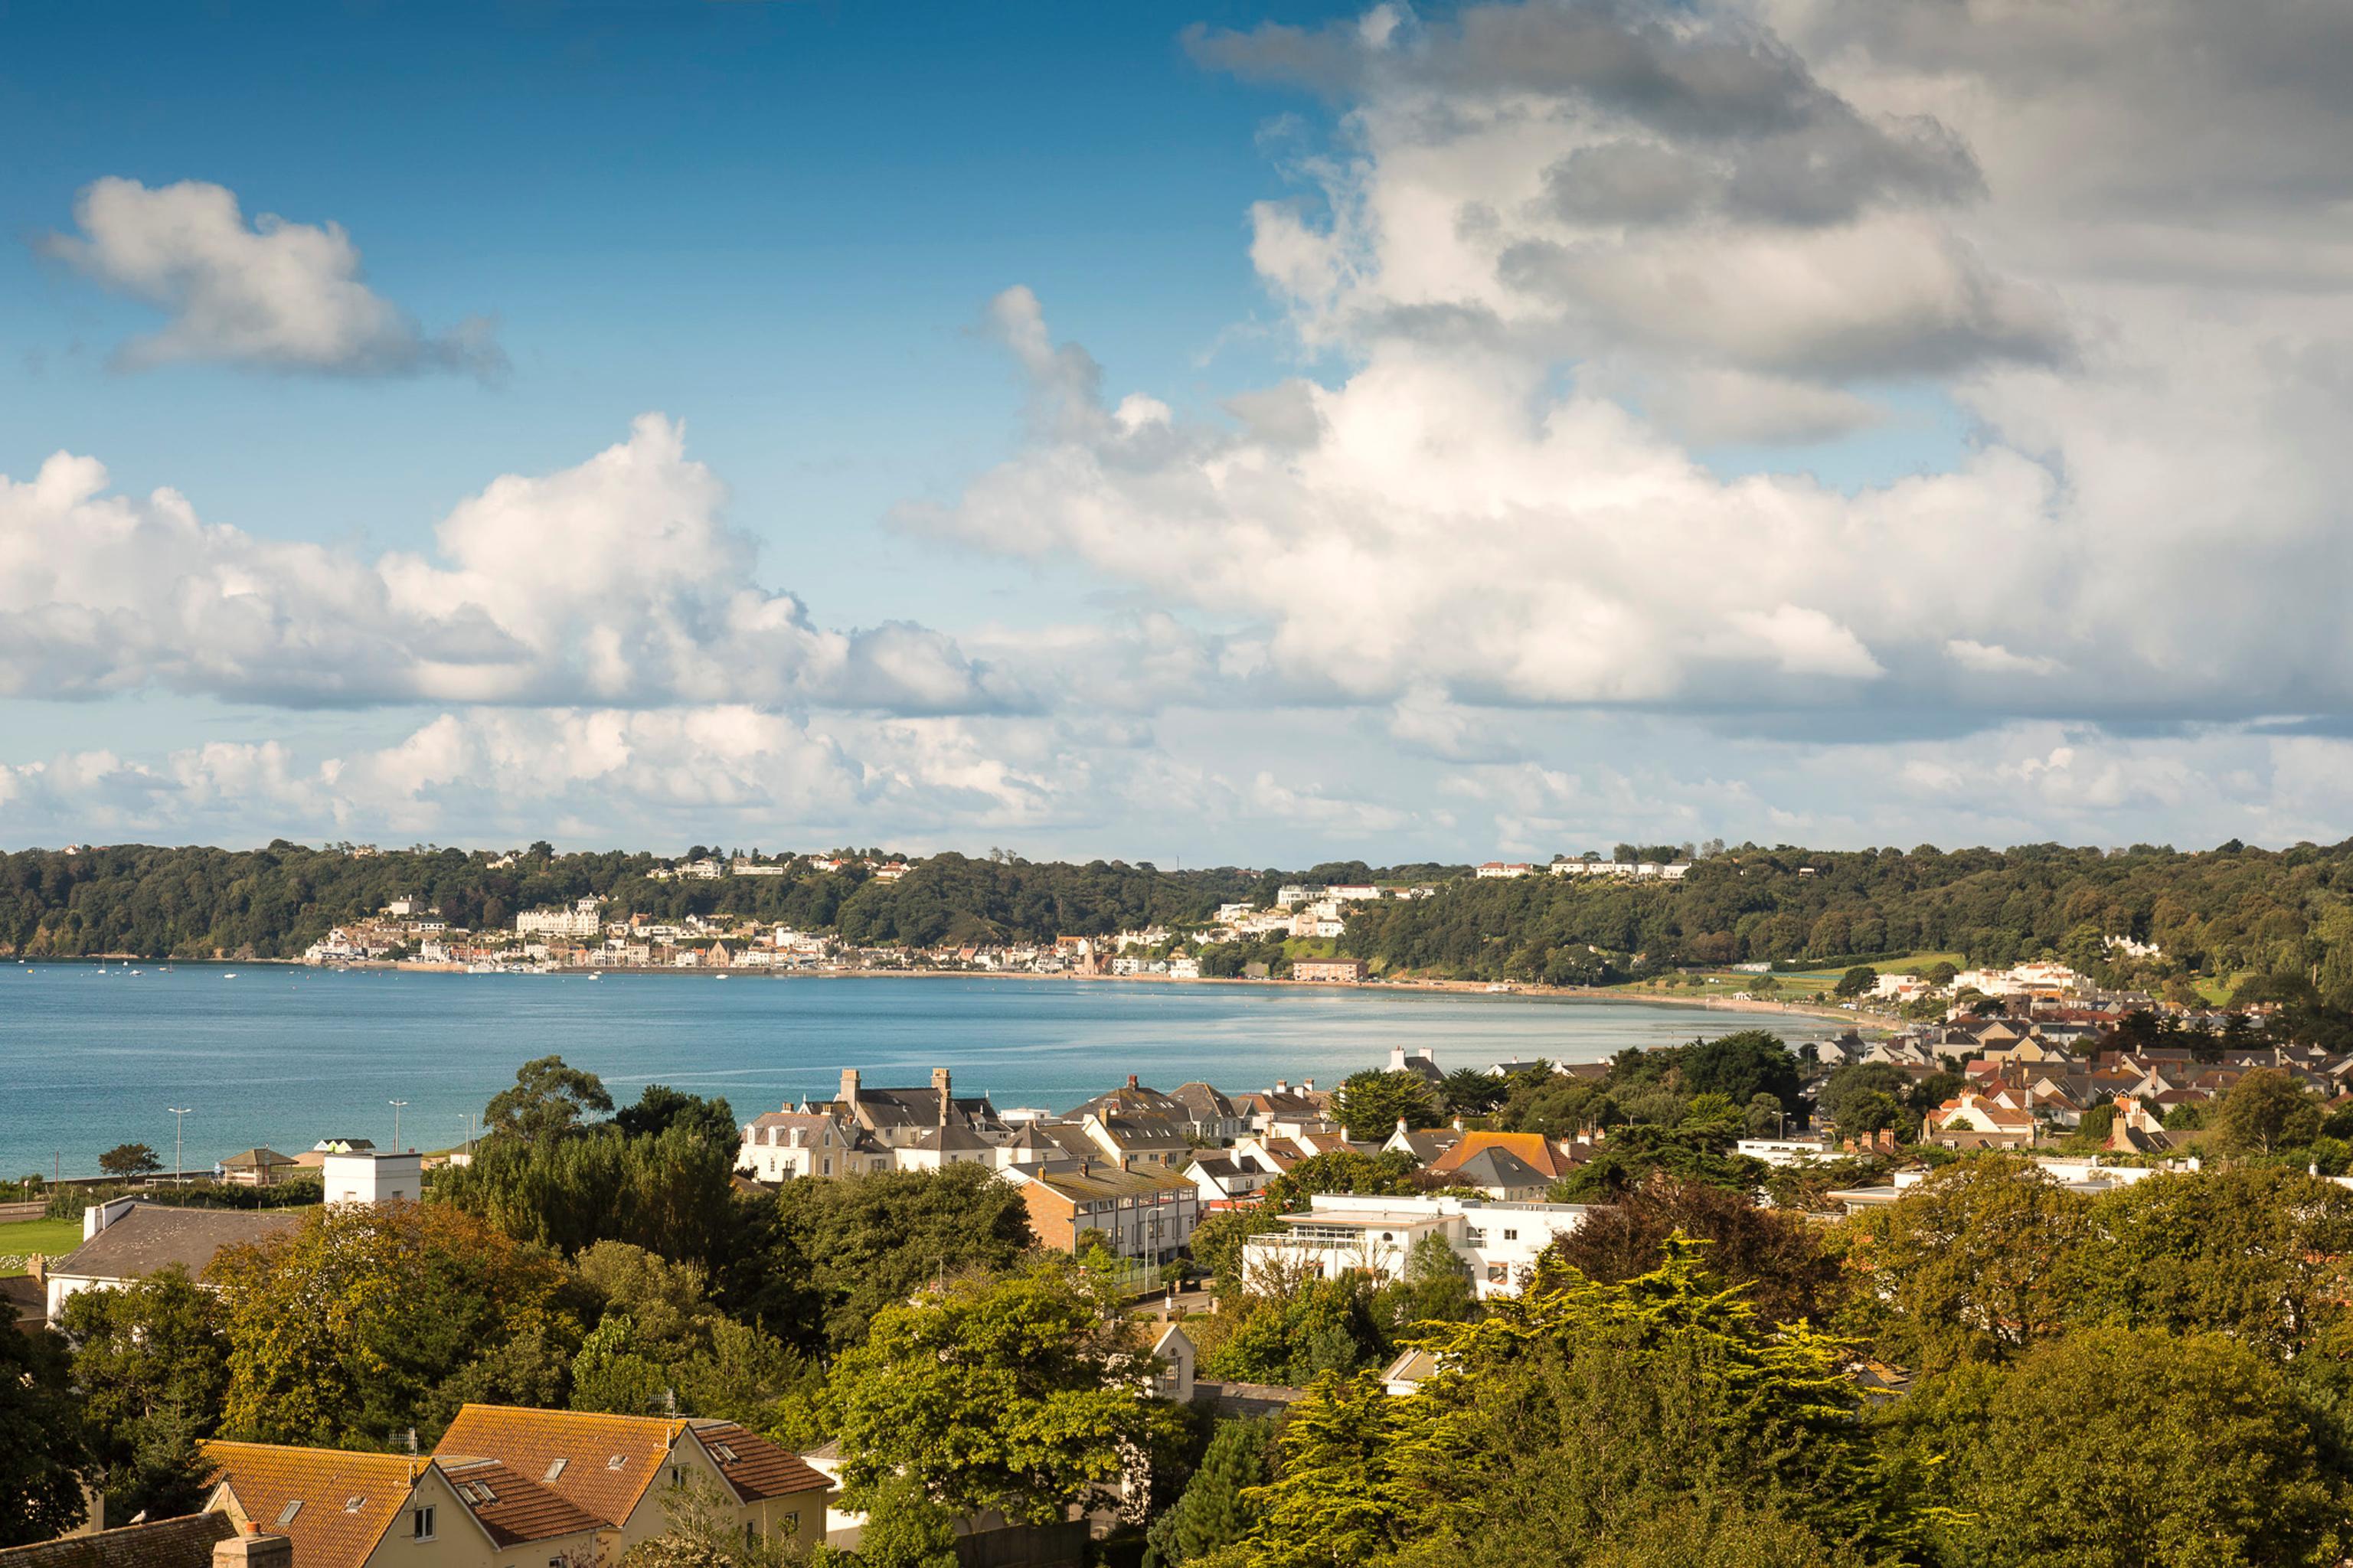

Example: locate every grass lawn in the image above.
[0,1216,82,1276]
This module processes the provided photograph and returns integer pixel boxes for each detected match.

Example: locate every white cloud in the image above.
[904,0,2353,743]
[0,416,1020,714]
[39,178,504,379]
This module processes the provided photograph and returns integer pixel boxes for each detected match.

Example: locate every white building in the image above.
[321,1150,422,1205]
[515,895,603,939]
[41,1200,299,1321]
[1475,862,1535,879]
[1241,1192,1596,1298]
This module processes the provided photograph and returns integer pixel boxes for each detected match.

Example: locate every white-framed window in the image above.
[412,1505,436,1540]
[1503,1229,1518,1241]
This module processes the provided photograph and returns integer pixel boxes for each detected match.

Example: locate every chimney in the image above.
[215,1536,293,1568]
[1275,1080,1289,1094]
[839,1068,861,1105]
[1419,1047,1434,1061]
[1389,1044,1407,1071]
[1127,1073,1139,1089]
[933,1067,953,1125]
[1303,1079,1315,1093]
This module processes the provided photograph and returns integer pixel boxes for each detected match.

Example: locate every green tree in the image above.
[764,1165,1034,1352]
[56,1266,229,1522]
[1188,1207,1286,1284]
[1374,1232,1477,1334]
[97,1142,162,1178]
[1198,1276,1390,1388]
[1332,1070,1441,1142]
[2215,1068,2324,1155]
[856,1476,959,1568]
[1842,1155,2093,1372]
[613,1084,738,1147]
[1832,966,1877,998]
[1814,1063,1915,1130]
[484,1054,616,1141]
[210,1200,585,1446]
[570,1315,672,1416]
[832,1259,1178,1526]
[0,1325,93,1546]
[1145,1418,1276,1568]
[1673,1031,1803,1113]
[1243,1370,1419,1568]
[1438,1068,1508,1118]
[2065,1166,2353,1357]
[1908,1328,2342,1568]
[1540,1175,1844,1328]
[1256,1150,1421,1216]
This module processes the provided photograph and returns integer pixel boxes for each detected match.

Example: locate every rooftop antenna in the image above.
[167,1107,191,1187]
[389,1099,410,1152]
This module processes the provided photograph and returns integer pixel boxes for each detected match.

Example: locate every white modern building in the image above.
[1241,1192,1598,1298]
[321,1150,422,1205]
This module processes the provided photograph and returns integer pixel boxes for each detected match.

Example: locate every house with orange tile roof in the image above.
[1920,1092,2037,1149]
[201,1441,603,1568]
[1425,1131,1575,1184]
[433,1405,832,1556]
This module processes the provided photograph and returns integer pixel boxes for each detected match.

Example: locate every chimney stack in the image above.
[839,1068,861,1105]
[933,1067,953,1125]
[1127,1073,1139,1090]
[216,1537,293,1568]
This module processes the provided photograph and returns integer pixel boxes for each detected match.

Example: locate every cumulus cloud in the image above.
[38,178,504,379]
[904,0,2353,748]
[0,416,1019,714]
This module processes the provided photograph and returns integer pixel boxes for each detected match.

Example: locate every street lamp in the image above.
[167,1106,191,1187]
[389,1099,410,1152]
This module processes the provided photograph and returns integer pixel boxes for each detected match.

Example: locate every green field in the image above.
[0,1216,82,1276]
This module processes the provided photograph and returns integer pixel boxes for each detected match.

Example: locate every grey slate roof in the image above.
[0,1511,234,1568]
[51,1203,301,1284]
[1448,1147,1552,1192]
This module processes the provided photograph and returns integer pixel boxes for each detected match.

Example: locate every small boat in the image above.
[223,972,238,979]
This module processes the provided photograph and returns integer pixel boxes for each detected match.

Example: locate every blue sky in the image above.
[5,0,2350,859]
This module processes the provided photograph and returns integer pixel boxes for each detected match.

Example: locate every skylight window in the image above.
[544,1459,567,1481]
[607,1454,627,1470]
[709,1442,739,1463]
[344,1496,365,1513]
[276,1501,302,1527]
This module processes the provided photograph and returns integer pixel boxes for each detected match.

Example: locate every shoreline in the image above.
[13,954,1882,1031]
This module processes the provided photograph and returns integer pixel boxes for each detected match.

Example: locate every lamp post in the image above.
[390,1099,410,1152]
[167,1106,191,1186]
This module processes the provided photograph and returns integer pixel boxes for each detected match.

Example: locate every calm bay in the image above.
[0,964,1802,1178]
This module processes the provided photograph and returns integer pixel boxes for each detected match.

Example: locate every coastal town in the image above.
[11,939,2353,1567]
[293,851,1693,979]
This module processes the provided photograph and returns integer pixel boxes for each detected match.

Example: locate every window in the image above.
[276,1501,303,1527]
[412,1505,436,1540]
[544,1459,567,1481]
[607,1454,628,1470]
[709,1442,740,1463]
[1503,1229,1518,1241]
[344,1496,367,1514]
[1486,1265,1508,1283]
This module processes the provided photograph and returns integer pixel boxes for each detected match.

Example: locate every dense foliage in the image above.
[1342,839,2353,991]
[0,842,1399,957]
[27,839,2353,1004]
